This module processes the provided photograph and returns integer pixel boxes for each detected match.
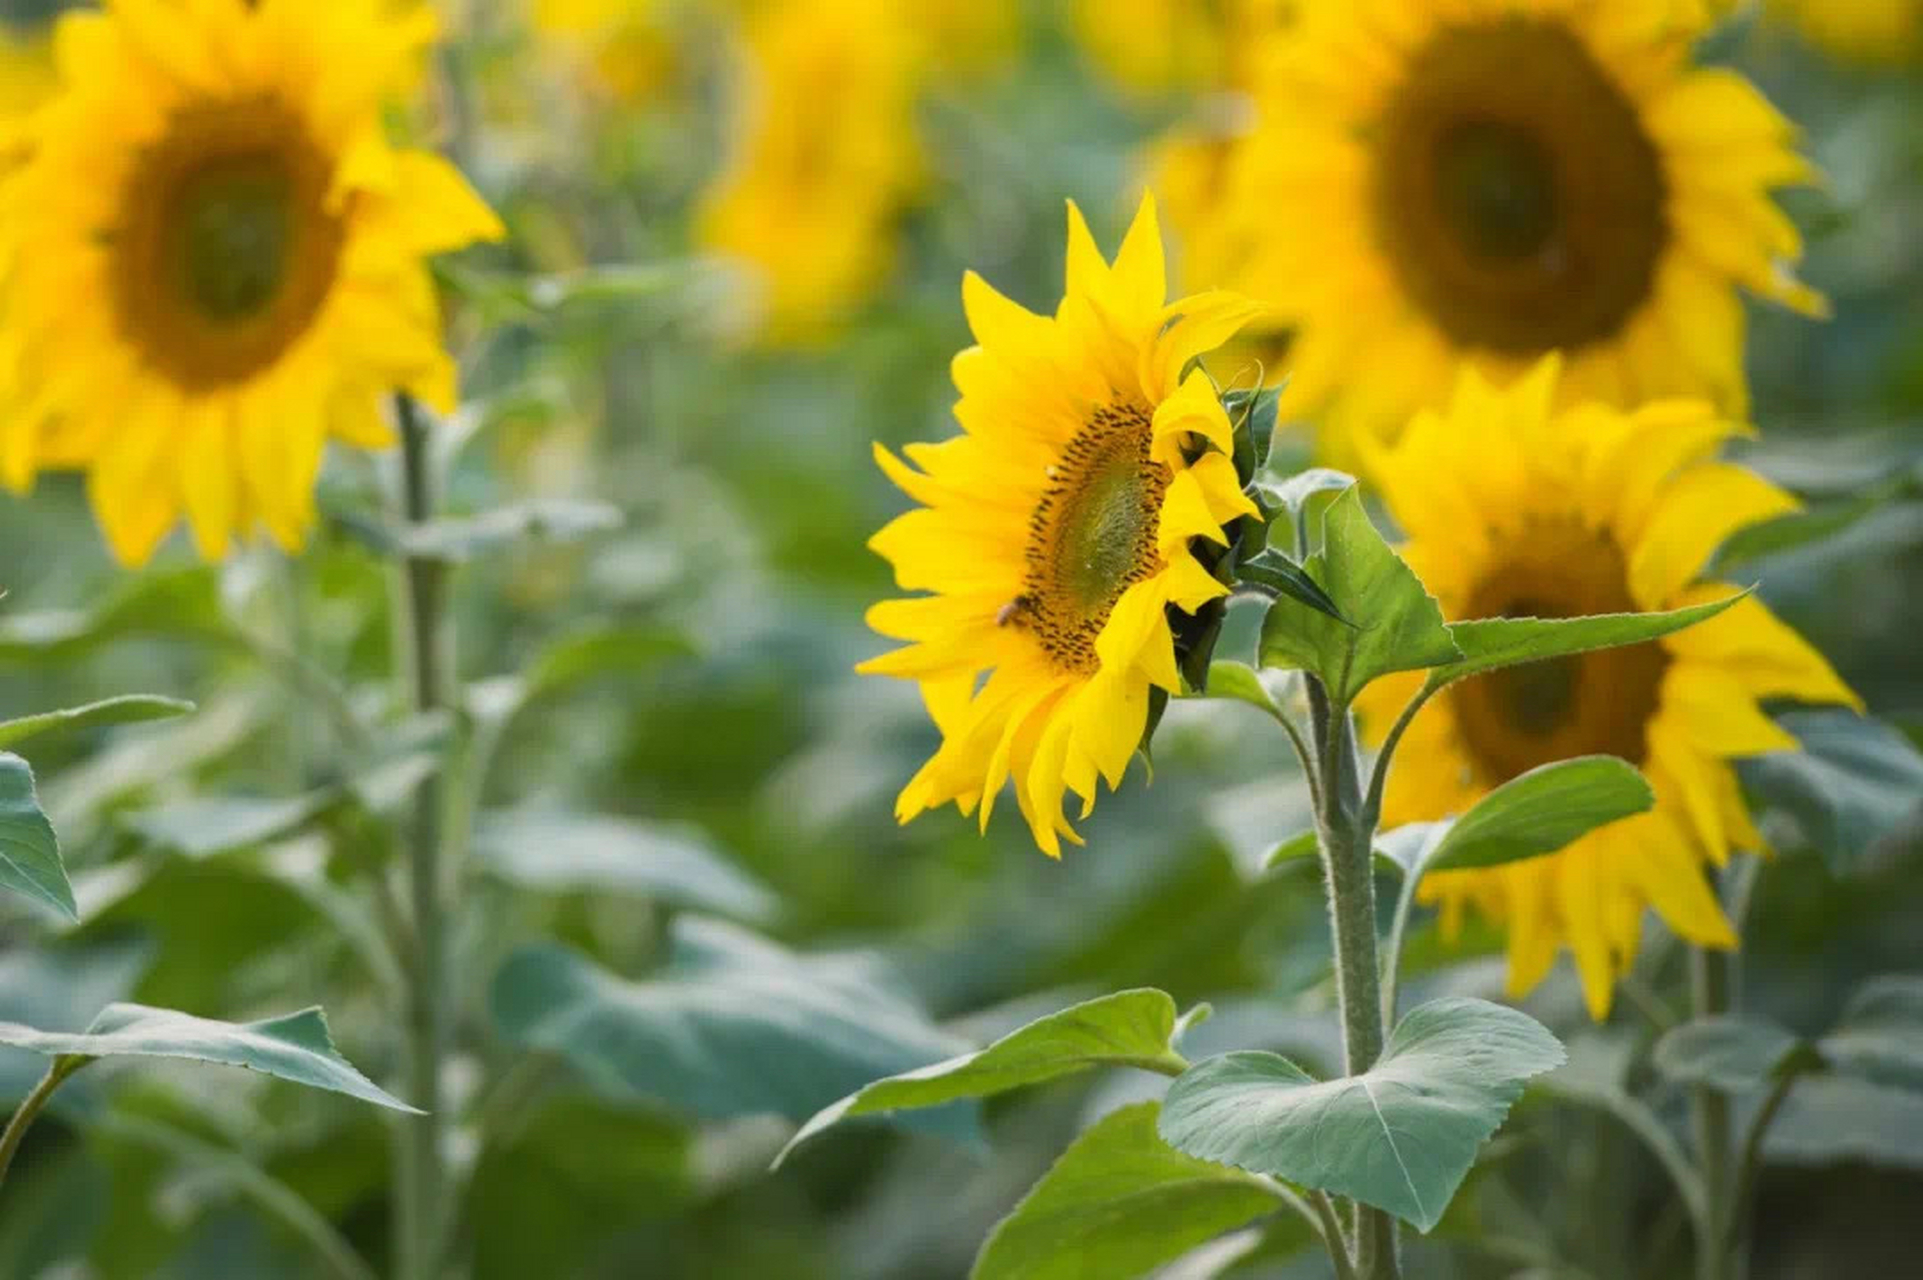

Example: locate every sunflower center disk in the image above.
[1451,524,1669,787]
[112,99,347,391]
[1371,18,1668,355]
[1016,403,1170,674]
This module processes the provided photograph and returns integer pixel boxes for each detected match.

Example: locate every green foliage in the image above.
[1258,486,1460,704]
[489,919,971,1127]
[1820,975,1923,1091]
[472,808,778,921]
[0,697,194,752]
[972,1102,1284,1280]
[1739,711,1923,872]
[779,989,1187,1164]
[1420,756,1654,874]
[1158,998,1564,1232]
[0,1005,412,1112]
[0,755,75,922]
[1424,592,1746,691]
[1653,1015,1814,1091]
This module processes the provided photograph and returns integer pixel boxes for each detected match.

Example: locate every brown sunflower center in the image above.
[1450,521,1669,787]
[1010,402,1170,674]
[1369,18,1668,356]
[109,97,347,391]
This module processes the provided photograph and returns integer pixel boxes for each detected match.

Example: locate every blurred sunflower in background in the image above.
[1765,0,1923,66]
[1354,358,1860,1018]
[0,0,502,565]
[862,197,1263,856]
[695,0,923,345]
[1197,0,1826,459]
[529,0,677,106]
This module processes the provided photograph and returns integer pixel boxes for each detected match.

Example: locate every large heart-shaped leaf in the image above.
[0,696,195,751]
[491,918,969,1127]
[1764,1074,1923,1170]
[1258,486,1459,703]
[973,1102,1284,1280]
[0,753,76,921]
[1158,997,1564,1231]
[779,989,1187,1165]
[0,1003,414,1112]
[472,809,777,922]
[1421,756,1653,875]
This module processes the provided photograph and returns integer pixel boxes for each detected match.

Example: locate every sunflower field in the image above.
[0,0,1919,1277]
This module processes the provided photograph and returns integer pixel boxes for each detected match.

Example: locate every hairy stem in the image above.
[1306,680,1399,1280]
[394,394,452,1280]
[0,1056,89,1191]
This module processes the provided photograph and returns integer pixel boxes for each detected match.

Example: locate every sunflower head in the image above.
[1765,0,1923,65]
[861,195,1266,855]
[0,0,503,565]
[1354,357,1859,1018]
[1212,0,1825,458]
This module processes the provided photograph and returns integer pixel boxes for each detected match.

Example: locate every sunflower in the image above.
[695,0,923,345]
[861,196,1265,855]
[1074,0,1297,97]
[1202,0,1824,457]
[530,0,676,106]
[0,0,503,565]
[1765,0,1923,65]
[1353,358,1859,1018]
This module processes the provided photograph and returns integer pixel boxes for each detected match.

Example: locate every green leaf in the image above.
[490,919,971,1126]
[1819,975,1923,1090]
[1158,997,1564,1232]
[1257,487,1459,704]
[972,1102,1283,1280]
[1237,550,1347,624]
[1652,1015,1813,1092]
[0,569,221,662]
[1223,385,1280,476]
[0,754,76,922]
[1203,662,1281,715]
[1764,1074,1923,1170]
[0,697,195,751]
[0,1004,415,1112]
[472,809,778,922]
[1711,465,1921,574]
[1260,830,1319,871]
[1250,466,1353,527]
[1738,711,1923,874]
[778,990,1186,1166]
[124,794,331,859]
[399,499,624,562]
[1421,756,1654,875]
[1374,822,1447,878]
[1427,592,1745,690]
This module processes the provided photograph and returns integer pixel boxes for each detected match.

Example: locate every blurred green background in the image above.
[0,1,1918,1277]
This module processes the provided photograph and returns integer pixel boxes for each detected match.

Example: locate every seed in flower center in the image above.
[1014,402,1170,673]
[1370,18,1668,356]
[1451,525,1669,786]
[110,98,346,391]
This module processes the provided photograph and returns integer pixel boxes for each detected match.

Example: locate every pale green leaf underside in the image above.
[0,1002,415,1112]
[1158,997,1564,1231]
[1653,1015,1810,1092]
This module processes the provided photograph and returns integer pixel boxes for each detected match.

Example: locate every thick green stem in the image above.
[394,394,451,1280]
[1691,945,1733,1280]
[0,1056,88,1191]
[1306,680,1400,1280]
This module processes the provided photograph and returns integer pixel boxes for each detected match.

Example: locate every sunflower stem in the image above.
[0,1056,89,1194]
[1306,678,1400,1280]
[393,392,452,1280]
[1690,943,1733,1280]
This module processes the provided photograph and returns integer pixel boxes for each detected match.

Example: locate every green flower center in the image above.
[111,97,347,391]
[1451,524,1670,787]
[1371,17,1668,356]
[1010,402,1170,674]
